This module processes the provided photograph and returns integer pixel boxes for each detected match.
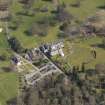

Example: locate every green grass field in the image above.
[65,0,105,21]
[9,0,105,48]
[1,0,105,49]
[0,72,18,105]
[0,32,11,68]
[64,37,105,69]
[0,32,17,105]
[52,36,105,70]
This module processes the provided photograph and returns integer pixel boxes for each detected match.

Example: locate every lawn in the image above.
[0,72,18,105]
[0,32,18,104]
[8,0,105,49]
[0,32,9,49]
[64,36,105,69]
[0,32,12,68]
[62,0,105,21]
[9,0,58,48]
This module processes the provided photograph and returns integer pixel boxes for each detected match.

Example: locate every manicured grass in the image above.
[0,32,12,68]
[9,0,105,49]
[63,0,105,21]
[9,0,57,48]
[52,36,105,70]
[0,33,9,49]
[0,72,18,105]
[1,0,105,49]
[63,36,105,69]
[41,25,60,43]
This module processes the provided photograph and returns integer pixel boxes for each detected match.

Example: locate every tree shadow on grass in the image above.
[16,11,34,17]
[9,26,18,30]
[24,30,32,36]
[6,97,17,105]
[97,5,105,9]
[1,67,13,72]
[91,44,105,49]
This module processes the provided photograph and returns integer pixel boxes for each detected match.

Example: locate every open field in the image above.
[66,37,105,69]
[7,0,105,49]
[0,72,18,105]
[1,0,105,51]
[52,36,105,70]
[64,0,105,21]
[0,32,11,68]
